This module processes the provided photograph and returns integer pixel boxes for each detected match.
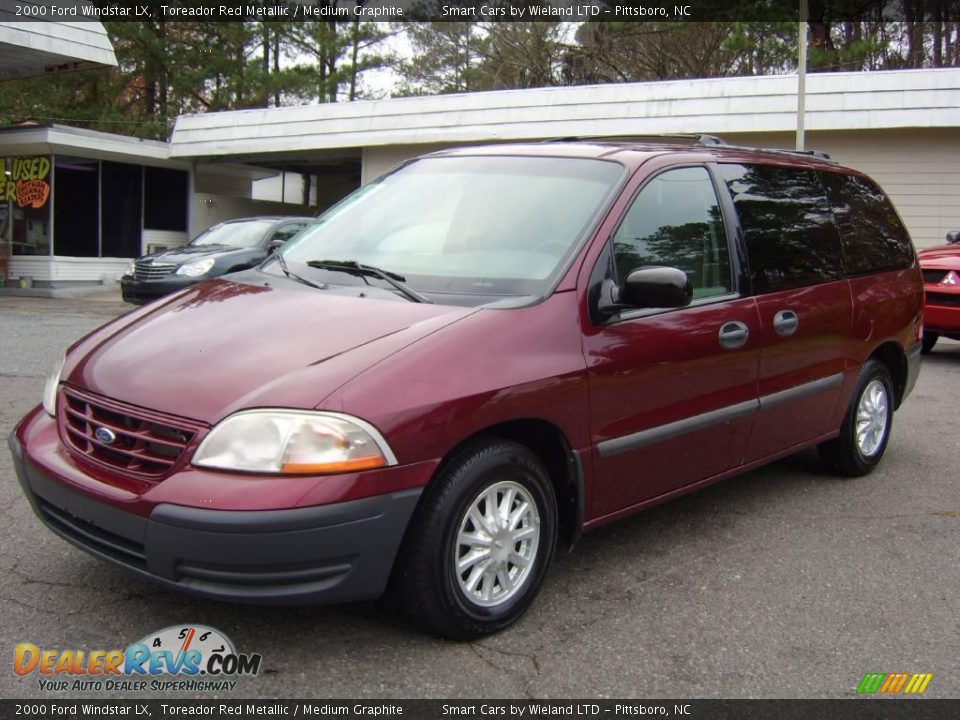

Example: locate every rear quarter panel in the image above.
[834,266,923,422]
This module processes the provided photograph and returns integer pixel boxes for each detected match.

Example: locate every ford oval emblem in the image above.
[94,427,116,445]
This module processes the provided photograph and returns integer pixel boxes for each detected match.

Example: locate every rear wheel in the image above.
[818,359,894,477]
[395,439,557,639]
[921,331,939,354]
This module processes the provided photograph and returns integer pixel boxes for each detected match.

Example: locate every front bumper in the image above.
[923,292,960,335]
[120,275,201,304]
[9,430,423,605]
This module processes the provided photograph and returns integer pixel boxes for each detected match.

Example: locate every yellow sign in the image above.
[1,156,51,209]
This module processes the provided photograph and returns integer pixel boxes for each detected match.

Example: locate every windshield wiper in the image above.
[272,252,328,291]
[306,260,432,304]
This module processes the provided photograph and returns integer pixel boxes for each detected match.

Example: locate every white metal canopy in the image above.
[170,68,960,158]
[0,11,117,80]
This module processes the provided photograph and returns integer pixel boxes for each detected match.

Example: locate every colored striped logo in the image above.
[857,672,933,694]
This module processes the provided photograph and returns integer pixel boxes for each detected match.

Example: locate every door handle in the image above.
[773,309,799,337]
[718,321,749,350]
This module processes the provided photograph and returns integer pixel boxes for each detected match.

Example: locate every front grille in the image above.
[134,261,177,281]
[37,498,147,570]
[926,292,960,308]
[59,387,203,480]
[922,269,948,284]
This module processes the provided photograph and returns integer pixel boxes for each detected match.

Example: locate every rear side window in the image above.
[719,163,843,293]
[821,173,914,275]
[612,166,732,300]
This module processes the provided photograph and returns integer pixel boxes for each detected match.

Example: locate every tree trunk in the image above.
[274,33,281,106]
[349,14,361,101]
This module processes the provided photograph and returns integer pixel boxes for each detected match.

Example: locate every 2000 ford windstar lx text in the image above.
[10,137,923,638]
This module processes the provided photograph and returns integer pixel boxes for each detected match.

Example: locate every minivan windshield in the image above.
[279,156,624,304]
[192,219,274,249]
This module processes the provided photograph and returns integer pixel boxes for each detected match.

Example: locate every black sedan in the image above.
[121,216,312,305]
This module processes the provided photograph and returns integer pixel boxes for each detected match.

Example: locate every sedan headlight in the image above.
[42,355,65,417]
[176,258,215,277]
[192,410,397,474]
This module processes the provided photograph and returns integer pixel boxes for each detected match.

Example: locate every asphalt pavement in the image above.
[1,292,958,699]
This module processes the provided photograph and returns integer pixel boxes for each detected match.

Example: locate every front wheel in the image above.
[818,360,894,477]
[395,439,557,639]
[921,331,939,355]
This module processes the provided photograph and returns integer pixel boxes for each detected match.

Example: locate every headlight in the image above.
[192,410,397,474]
[42,356,65,417]
[176,258,215,277]
[123,261,135,277]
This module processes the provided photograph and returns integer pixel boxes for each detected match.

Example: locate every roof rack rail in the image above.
[541,133,727,147]
[541,133,835,162]
[715,143,834,162]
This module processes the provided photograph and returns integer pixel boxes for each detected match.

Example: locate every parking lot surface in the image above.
[1,293,958,699]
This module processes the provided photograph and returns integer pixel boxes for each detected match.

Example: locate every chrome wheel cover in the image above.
[454,480,541,608]
[856,378,889,458]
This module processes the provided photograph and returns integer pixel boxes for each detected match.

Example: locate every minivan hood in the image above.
[65,279,476,425]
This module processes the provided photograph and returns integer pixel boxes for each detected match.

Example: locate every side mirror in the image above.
[268,239,285,252]
[597,266,692,316]
[946,230,960,245]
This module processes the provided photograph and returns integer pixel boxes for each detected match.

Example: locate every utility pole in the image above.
[797,0,808,151]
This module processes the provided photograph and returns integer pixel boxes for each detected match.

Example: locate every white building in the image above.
[0,13,118,286]
[5,67,960,287]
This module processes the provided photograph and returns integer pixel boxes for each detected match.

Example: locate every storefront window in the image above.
[144,166,188,232]
[102,161,143,258]
[54,156,99,257]
[1,156,52,256]
[2,155,189,259]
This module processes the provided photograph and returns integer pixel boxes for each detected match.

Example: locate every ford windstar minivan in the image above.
[10,137,923,638]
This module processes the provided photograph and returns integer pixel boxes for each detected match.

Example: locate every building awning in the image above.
[170,68,960,159]
[0,16,117,80]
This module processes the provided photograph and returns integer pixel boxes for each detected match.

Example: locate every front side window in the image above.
[281,156,625,305]
[612,166,732,300]
[270,224,306,244]
[821,172,914,275]
[719,163,843,293]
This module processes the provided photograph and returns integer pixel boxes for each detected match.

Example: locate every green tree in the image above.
[394,22,492,95]
[481,21,570,88]
[0,15,392,138]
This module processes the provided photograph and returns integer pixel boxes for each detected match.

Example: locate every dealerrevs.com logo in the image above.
[14,625,262,693]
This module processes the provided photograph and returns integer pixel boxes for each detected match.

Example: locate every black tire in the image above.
[921,331,939,355]
[818,359,895,477]
[394,439,557,639]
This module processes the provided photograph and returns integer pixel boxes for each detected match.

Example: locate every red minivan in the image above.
[10,138,923,638]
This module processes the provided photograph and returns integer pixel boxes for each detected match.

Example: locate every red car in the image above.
[10,139,923,638]
[918,234,960,353]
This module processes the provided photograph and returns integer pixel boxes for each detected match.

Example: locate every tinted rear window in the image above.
[821,172,914,275]
[719,163,843,293]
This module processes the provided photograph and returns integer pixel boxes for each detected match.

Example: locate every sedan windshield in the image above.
[192,220,275,249]
[280,156,624,305]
